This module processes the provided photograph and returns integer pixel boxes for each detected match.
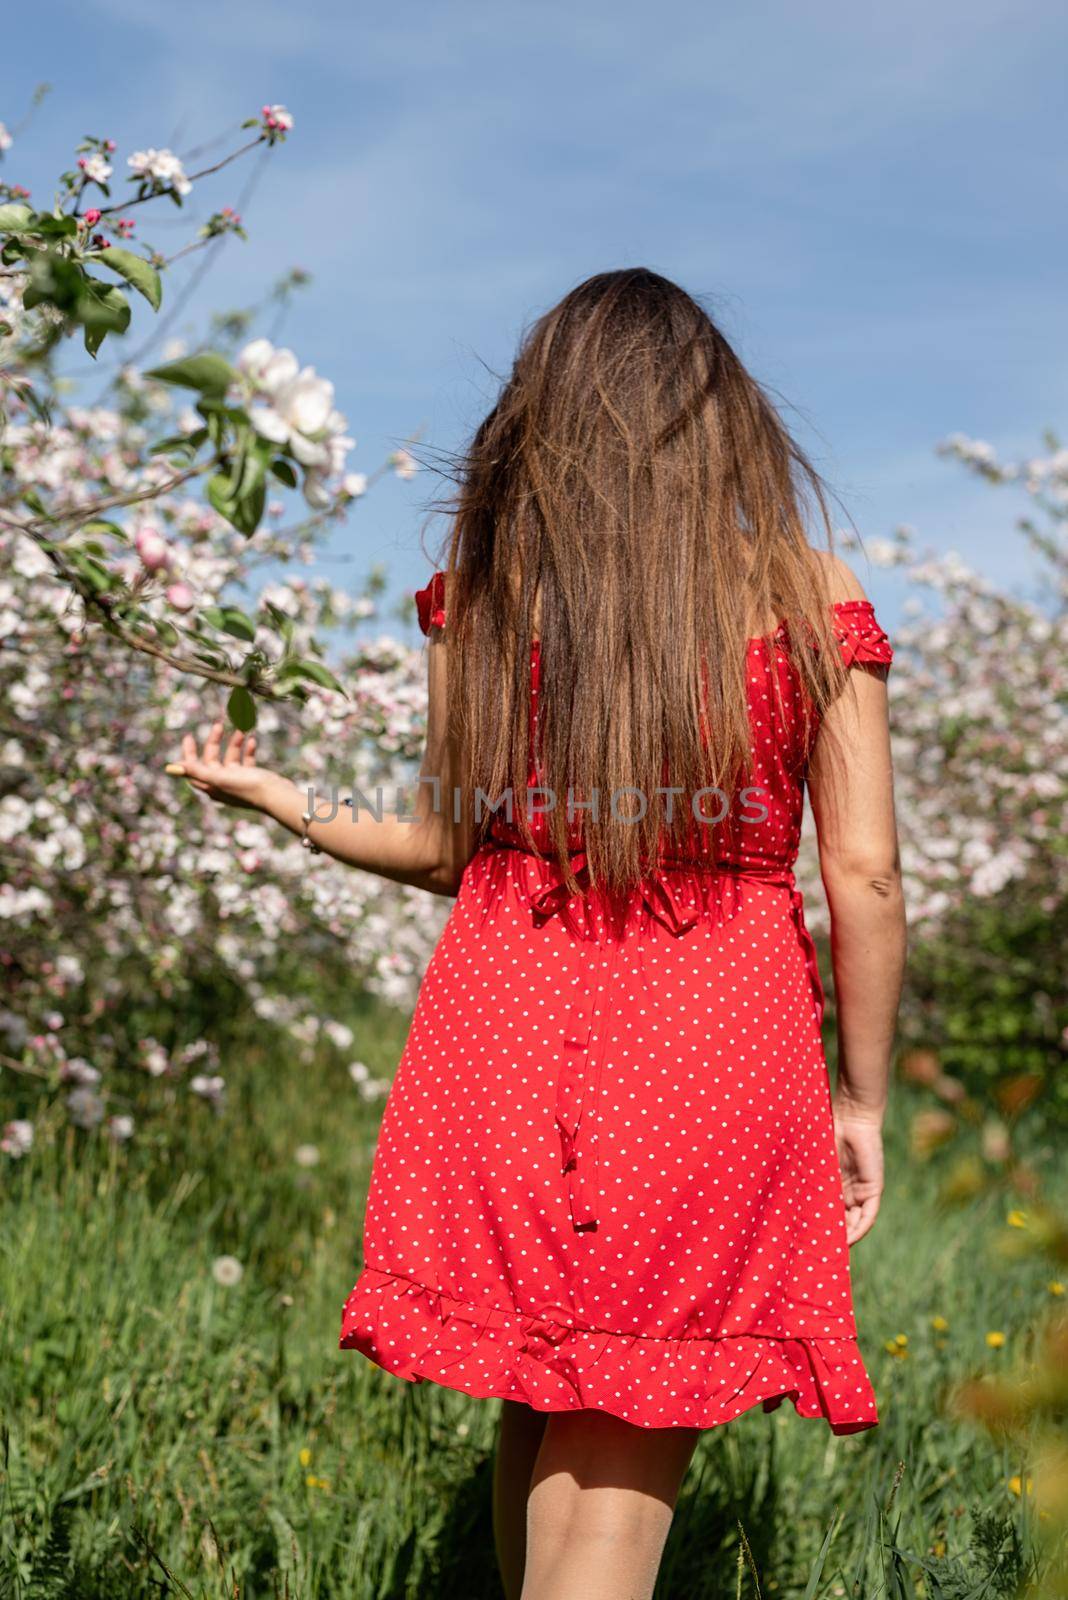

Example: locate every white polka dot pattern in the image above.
[339,577,893,1435]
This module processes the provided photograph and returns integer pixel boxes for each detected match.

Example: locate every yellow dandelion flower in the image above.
[1048,1281,1065,1297]
[986,1330,1007,1349]
[894,1332,908,1347]
[1008,1475,1033,1498]
[931,1315,949,1333]
[1006,1210,1028,1229]
[298,1447,312,1468]
[305,1474,331,1491]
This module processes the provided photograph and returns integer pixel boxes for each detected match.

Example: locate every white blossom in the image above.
[1,1120,34,1157]
[127,147,192,198]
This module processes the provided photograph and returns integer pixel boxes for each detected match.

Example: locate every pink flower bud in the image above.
[134,527,170,572]
[105,139,116,151]
[91,234,111,250]
[84,208,101,226]
[165,581,195,612]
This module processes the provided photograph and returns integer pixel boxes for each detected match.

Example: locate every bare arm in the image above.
[806,556,908,1242]
[166,627,478,898]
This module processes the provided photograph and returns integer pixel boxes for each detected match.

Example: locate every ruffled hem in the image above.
[339,1268,879,1435]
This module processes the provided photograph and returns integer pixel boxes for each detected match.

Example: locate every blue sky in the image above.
[5,0,1066,630]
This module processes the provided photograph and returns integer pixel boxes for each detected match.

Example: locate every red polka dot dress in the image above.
[340,573,893,1434]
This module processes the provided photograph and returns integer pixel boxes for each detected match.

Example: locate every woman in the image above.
[170,269,907,1600]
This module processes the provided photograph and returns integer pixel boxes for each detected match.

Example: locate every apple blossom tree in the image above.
[1,103,445,1151]
[820,435,1068,1145]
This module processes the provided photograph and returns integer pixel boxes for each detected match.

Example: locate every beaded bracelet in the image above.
[300,796,353,855]
[300,809,323,854]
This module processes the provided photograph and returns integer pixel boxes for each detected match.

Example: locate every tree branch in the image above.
[93,137,267,219]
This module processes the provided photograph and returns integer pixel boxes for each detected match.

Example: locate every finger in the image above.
[164,763,186,777]
[181,732,199,765]
[847,1196,880,1246]
[224,730,245,765]
[179,753,214,786]
[203,719,225,764]
[242,735,257,767]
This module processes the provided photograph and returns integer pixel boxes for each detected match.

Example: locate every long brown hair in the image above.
[430,268,849,895]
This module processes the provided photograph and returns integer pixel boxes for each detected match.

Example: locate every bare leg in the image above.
[520,1410,700,1600]
[493,1400,549,1600]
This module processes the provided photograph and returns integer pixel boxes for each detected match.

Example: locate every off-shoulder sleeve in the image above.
[414,570,447,636]
[830,599,893,669]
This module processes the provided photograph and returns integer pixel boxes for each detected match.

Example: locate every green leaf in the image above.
[223,609,257,643]
[197,399,250,425]
[19,386,53,427]
[80,520,128,542]
[276,657,345,695]
[24,251,84,313]
[199,603,257,642]
[228,444,267,536]
[68,552,115,592]
[227,685,257,732]
[191,647,231,670]
[206,473,236,520]
[32,213,78,239]
[0,203,36,234]
[21,488,51,519]
[230,475,266,537]
[77,277,131,357]
[145,351,237,396]
[147,428,207,460]
[219,606,257,642]
[90,245,162,310]
[262,600,296,641]
[270,458,298,488]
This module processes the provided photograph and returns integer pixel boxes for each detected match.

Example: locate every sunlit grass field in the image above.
[1,995,1061,1599]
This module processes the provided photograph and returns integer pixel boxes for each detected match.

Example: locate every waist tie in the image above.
[483,841,826,1232]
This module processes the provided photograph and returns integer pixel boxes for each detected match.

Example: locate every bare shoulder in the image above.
[808,547,870,605]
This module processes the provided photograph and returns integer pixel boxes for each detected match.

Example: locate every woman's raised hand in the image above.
[166,720,285,813]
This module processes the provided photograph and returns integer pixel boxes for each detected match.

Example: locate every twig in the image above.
[0,1053,49,1079]
[93,138,266,219]
[2,461,208,534]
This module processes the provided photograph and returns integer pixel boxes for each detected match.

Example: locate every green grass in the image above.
[0,999,1061,1599]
